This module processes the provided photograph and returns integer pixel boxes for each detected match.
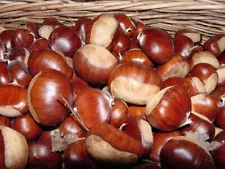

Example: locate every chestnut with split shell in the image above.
[85,123,145,166]
[108,63,161,105]
[0,126,29,169]
[146,85,191,131]
[27,69,74,127]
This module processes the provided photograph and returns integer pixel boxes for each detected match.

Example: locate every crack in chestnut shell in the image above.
[88,123,145,159]
[0,84,28,117]
[1,126,29,169]
[146,85,191,131]
[108,63,161,105]
[73,44,118,85]
[27,70,74,127]
[160,137,214,169]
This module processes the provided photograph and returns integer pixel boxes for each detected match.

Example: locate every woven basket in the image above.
[0,0,225,43]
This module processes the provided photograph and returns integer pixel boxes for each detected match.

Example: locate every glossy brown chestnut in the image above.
[75,88,111,129]
[70,75,89,96]
[146,85,191,131]
[29,38,51,54]
[138,28,174,64]
[12,29,34,49]
[64,139,95,169]
[86,123,145,165]
[0,29,16,50]
[160,137,214,169]
[156,55,189,81]
[49,26,81,57]
[0,115,11,127]
[12,113,43,141]
[8,47,30,66]
[73,44,118,85]
[128,105,146,119]
[215,104,225,129]
[27,69,74,127]
[110,99,129,128]
[0,84,28,117]
[108,63,161,105]
[211,143,225,169]
[8,60,32,88]
[204,34,225,57]
[28,49,73,79]
[162,76,189,90]
[149,130,182,163]
[0,61,12,85]
[28,141,63,169]
[26,22,40,39]
[175,29,201,44]
[122,48,154,68]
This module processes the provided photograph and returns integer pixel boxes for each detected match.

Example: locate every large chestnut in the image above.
[108,63,161,105]
[73,44,118,85]
[146,85,191,131]
[12,29,34,49]
[49,26,81,57]
[27,69,74,127]
[138,28,174,64]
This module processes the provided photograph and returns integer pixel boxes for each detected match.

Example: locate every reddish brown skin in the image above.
[108,63,162,92]
[29,38,51,54]
[0,131,6,169]
[149,131,182,163]
[89,123,145,158]
[204,34,225,57]
[8,48,28,64]
[8,60,32,88]
[215,104,225,129]
[73,46,119,85]
[190,63,216,84]
[180,113,215,141]
[184,75,204,97]
[128,105,146,119]
[191,94,218,122]
[38,130,56,144]
[174,35,193,59]
[114,13,136,37]
[0,61,12,85]
[12,113,43,141]
[110,99,129,128]
[75,17,92,45]
[64,139,95,169]
[29,70,74,127]
[70,75,89,96]
[210,86,225,106]
[0,30,16,50]
[0,84,28,114]
[162,77,189,90]
[0,115,11,127]
[160,139,214,169]
[12,29,34,49]
[28,141,63,169]
[214,130,225,142]
[26,22,40,39]
[49,26,81,57]
[112,30,130,56]
[147,85,191,131]
[211,143,225,169]
[28,50,73,79]
[59,116,87,137]
[139,28,174,64]
[75,88,111,129]
[122,49,154,68]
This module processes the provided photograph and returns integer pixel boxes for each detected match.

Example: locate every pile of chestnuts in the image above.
[0,13,225,169]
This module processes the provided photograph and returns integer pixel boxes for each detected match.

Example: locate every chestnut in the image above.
[12,28,34,49]
[146,85,191,131]
[86,14,119,50]
[29,38,51,54]
[85,123,145,166]
[138,28,174,64]
[73,44,118,85]
[156,55,190,81]
[64,139,95,169]
[49,26,81,57]
[149,130,182,163]
[215,104,225,129]
[0,60,12,85]
[75,88,111,129]
[70,75,89,96]
[27,69,74,127]
[175,29,201,44]
[122,48,154,68]
[11,113,43,141]
[0,115,11,127]
[110,99,129,128]
[204,34,225,57]
[162,76,189,91]
[26,22,40,39]
[28,49,73,79]
[0,84,28,117]
[108,63,161,105]
[160,136,215,169]
[0,29,16,50]
[8,47,30,66]
[0,126,28,169]
[211,143,225,169]
[216,67,225,87]
[128,105,146,119]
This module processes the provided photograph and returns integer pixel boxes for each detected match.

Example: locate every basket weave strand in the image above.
[0,0,224,42]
